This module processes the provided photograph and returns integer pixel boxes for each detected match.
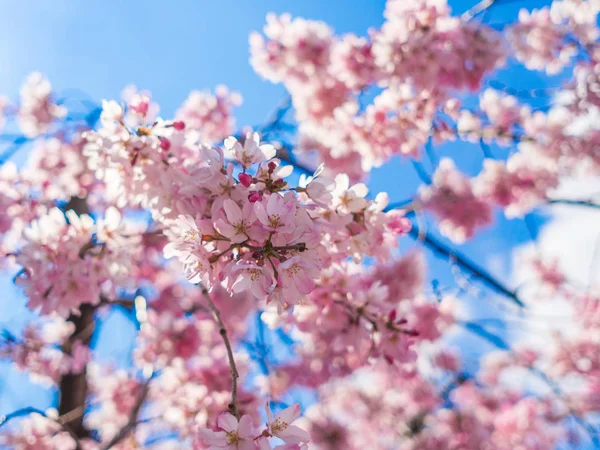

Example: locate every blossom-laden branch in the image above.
[200,284,241,419]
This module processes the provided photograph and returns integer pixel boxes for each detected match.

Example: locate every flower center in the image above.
[225,430,240,445]
[271,418,289,434]
[183,229,197,242]
[234,221,248,234]
[249,269,261,281]
[286,264,300,275]
[268,214,281,228]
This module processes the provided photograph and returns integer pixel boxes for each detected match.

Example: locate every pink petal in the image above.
[266,193,281,215]
[214,219,236,238]
[275,403,301,425]
[237,415,254,439]
[223,199,242,224]
[278,425,310,444]
[198,428,228,446]
[254,201,269,226]
[266,400,274,423]
[217,412,239,432]
[232,274,252,293]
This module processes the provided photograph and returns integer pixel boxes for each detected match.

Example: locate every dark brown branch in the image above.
[199,285,240,419]
[58,304,95,438]
[58,195,94,439]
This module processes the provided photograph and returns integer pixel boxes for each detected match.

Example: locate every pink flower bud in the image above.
[159,137,171,151]
[238,173,253,187]
[172,120,185,131]
[248,191,262,203]
[131,100,149,115]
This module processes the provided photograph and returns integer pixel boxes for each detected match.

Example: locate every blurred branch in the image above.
[457,320,510,349]
[102,379,151,450]
[459,320,600,445]
[405,220,525,308]
[0,136,28,165]
[58,196,94,439]
[0,407,47,428]
[547,199,600,209]
[0,407,84,449]
[461,0,495,21]
[410,159,432,184]
[461,0,525,22]
[256,95,293,134]
[271,142,524,308]
[58,304,95,439]
[530,367,600,447]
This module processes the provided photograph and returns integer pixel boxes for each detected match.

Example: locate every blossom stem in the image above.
[200,284,240,419]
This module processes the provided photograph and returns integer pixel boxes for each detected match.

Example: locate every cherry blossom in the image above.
[17,72,66,138]
[196,413,255,450]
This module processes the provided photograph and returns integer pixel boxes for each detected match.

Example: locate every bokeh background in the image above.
[3,2,596,447]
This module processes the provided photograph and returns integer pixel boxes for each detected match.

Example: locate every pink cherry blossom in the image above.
[265,402,310,445]
[197,413,256,450]
[224,132,276,169]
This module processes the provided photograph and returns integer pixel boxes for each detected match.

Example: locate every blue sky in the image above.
[0,0,564,440]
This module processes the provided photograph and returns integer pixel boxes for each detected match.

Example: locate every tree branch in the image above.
[461,0,495,21]
[405,220,525,308]
[458,320,510,349]
[199,284,240,419]
[547,199,600,209]
[58,304,95,439]
[0,407,47,428]
[58,195,94,439]
[102,379,151,449]
[0,407,84,450]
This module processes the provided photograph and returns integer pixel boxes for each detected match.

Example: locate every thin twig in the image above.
[462,0,495,21]
[199,284,240,419]
[458,320,510,349]
[547,199,600,209]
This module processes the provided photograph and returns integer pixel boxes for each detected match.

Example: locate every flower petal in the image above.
[237,415,254,438]
[223,199,242,224]
[217,412,239,432]
[278,424,310,444]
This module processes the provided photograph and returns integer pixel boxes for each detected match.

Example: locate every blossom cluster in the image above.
[81,90,411,311]
[0,318,89,385]
[14,207,139,317]
[250,0,504,174]
[301,360,564,450]
[195,403,309,450]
